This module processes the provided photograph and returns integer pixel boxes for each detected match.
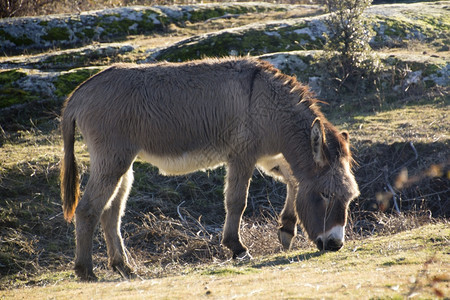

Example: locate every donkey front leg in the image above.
[278,182,299,250]
[221,161,253,259]
[100,167,135,279]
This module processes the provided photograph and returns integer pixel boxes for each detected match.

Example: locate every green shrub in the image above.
[320,0,382,96]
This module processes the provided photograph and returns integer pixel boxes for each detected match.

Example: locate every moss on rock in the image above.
[153,21,324,62]
[0,29,33,46]
[42,53,101,70]
[373,12,450,47]
[41,26,70,41]
[408,13,450,33]
[53,68,101,97]
[187,5,266,23]
[0,3,299,54]
[82,28,95,39]
[0,88,33,108]
[0,70,26,84]
[0,70,36,108]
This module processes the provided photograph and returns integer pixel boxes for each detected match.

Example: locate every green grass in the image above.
[201,267,258,276]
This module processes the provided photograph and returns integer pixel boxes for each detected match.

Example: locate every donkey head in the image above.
[297,118,360,251]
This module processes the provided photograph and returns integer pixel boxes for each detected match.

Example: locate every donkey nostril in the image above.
[316,238,324,251]
[325,239,343,251]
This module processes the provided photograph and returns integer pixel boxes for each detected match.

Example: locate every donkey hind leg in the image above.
[278,182,298,250]
[221,161,254,259]
[100,167,135,279]
[74,156,134,281]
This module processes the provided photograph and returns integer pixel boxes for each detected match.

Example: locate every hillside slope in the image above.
[1,223,448,299]
[0,1,448,293]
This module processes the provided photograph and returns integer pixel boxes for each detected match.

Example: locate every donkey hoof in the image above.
[233,251,253,261]
[278,229,294,251]
[112,263,136,280]
[75,265,98,282]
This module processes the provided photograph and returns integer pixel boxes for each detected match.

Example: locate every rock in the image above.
[0,3,299,54]
[424,64,450,87]
[146,2,449,63]
[146,16,327,62]
[1,2,448,111]
[402,70,423,91]
[0,43,137,70]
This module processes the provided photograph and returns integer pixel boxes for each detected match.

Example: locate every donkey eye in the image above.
[320,193,329,204]
[320,192,334,206]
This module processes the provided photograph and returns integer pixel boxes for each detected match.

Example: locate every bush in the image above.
[0,0,55,18]
[320,0,382,96]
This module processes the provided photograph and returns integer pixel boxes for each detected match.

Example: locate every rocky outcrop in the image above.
[1,1,448,111]
[0,3,304,54]
[147,2,449,62]
[1,50,447,111]
[261,51,449,96]
[146,16,327,62]
[0,67,103,109]
[371,2,450,49]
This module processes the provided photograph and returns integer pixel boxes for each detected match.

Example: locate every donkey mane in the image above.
[256,59,317,106]
[254,59,353,167]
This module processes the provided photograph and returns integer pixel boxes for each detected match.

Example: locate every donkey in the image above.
[61,57,359,281]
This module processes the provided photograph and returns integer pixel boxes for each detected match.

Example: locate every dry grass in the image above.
[1,223,448,299]
[1,1,449,292]
[1,0,321,18]
[1,87,448,290]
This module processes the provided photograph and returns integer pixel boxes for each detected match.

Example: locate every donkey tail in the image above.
[60,108,80,222]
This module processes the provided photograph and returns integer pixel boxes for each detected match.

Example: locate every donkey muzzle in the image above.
[315,225,345,251]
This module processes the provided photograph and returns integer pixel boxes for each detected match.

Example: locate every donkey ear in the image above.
[311,118,327,167]
[340,130,349,142]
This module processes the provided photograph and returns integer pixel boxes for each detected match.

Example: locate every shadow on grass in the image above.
[352,141,449,218]
[250,250,324,269]
[1,106,448,288]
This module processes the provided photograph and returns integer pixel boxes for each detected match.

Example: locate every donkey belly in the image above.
[138,150,225,176]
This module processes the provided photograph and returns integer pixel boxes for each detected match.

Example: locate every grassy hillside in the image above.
[0,1,449,297]
[1,223,448,299]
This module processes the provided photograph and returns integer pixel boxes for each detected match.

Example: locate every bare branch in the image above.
[384,167,401,214]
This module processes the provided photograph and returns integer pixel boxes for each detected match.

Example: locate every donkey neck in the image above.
[278,99,322,182]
